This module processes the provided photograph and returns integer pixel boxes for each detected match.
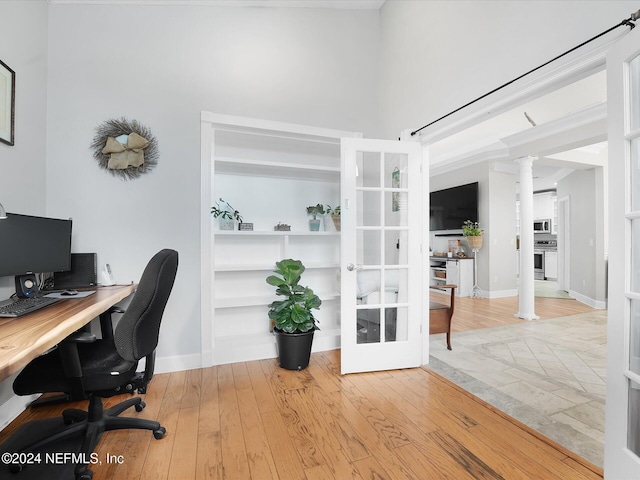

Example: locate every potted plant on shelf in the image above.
[266,259,321,370]
[306,204,325,231]
[462,220,484,250]
[211,198,243,230]
[326,205,341,231]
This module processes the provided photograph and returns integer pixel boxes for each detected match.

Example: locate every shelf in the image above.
[215,291,340,309]
[215,230,340,237]
[215,262,340,272]
[215,156,340,182]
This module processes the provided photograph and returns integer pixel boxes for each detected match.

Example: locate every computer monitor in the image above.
[0,213,72,278]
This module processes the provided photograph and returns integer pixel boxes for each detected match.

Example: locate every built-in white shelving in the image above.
[201,112,361,366]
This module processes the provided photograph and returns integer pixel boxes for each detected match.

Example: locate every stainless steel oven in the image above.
[534,250,545,280]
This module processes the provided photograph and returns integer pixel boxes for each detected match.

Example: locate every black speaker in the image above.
[15,274,39,298]
[54,253,97,290]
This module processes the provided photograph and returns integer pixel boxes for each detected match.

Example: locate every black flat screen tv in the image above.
[0,213,72,277]
[430,182,478,231]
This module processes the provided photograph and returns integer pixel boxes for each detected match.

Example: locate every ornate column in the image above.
[516,156,539,320]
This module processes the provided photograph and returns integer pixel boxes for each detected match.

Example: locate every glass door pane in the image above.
[355,151,409,345]
[628,51,640,456]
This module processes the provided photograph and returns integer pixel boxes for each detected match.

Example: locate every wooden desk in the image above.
[0,285,136,382]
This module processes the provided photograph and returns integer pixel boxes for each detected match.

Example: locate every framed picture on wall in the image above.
[0,59,15,146]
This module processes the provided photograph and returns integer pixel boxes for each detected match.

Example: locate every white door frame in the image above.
[557,195,571,292]
[604,24,640,478]
[340,137,424,374]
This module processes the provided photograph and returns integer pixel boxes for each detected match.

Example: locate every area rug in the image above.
[426,311,607,468]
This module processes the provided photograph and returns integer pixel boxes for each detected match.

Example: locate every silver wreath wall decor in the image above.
[91,118,159,180]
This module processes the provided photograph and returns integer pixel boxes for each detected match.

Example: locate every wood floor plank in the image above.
[180,368,202,410]
[195,366,223,480]
[99,373,170,480]
[394,442,476,480]
[304,463,337,480]
[140,370,187,480]
[167,406,199,479]
[285,387,364,480]
[217,364,251,480]
[235,364,280,480]
[260,409,307,480]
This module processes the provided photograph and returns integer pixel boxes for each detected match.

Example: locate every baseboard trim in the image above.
[0,394,39,432]
[155,353,203,374]
[568,290,607,309]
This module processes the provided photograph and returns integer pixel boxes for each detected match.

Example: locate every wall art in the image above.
[91,117,159,180]
[0,59,15,146]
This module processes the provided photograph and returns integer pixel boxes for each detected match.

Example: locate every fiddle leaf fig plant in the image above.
[266,259,321,334]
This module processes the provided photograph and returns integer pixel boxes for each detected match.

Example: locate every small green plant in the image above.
[306,204,325,220]
[462,220,483,236]
[326,205,340,215]
[211,198,243,222]
[266,259,321,334]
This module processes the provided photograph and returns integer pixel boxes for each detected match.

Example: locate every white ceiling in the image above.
[429,70,608,190]
[47,0,386,8]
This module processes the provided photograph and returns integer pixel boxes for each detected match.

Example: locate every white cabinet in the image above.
[533,191,558,234]
[201,112,361,365]
[429,257,474,297]
[545,251,558,280]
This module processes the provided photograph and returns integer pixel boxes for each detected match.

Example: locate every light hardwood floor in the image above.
[0,295,602,480]
[448,293,598,331]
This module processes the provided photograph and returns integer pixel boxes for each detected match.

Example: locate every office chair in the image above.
[28,305,157,408]
[4,249,178,480]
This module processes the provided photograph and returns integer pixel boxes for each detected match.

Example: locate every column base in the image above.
[514,312,540,321]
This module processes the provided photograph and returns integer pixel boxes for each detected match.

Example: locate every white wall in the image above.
[44,4,381,369]
[0,0,49,294]
[557,168,607,306]
[0,0,49,412]
[378,0,639,139]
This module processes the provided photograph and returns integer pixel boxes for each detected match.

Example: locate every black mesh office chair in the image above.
[3,249,178,480]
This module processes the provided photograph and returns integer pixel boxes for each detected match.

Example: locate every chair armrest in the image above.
[99,306,124,340]
[67,331,97,344]
[429,284,457,290]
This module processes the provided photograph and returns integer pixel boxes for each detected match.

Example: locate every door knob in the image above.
[347,263,362,271]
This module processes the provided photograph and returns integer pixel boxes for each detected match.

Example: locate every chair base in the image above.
[0,395,166,480]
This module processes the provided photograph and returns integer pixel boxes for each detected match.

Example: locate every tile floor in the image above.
[427,310,607,467]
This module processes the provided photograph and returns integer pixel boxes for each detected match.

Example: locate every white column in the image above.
[516,156,539,320]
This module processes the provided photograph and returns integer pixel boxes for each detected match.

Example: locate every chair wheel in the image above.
[153,427,166,439]
[77,470,93,480]
[135,401,146,412]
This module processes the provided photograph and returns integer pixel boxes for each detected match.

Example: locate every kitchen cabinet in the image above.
[534,192,556,222]
[545,251,558,280]
[430,257,473,297]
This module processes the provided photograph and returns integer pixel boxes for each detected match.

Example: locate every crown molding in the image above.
[47,0,386,8]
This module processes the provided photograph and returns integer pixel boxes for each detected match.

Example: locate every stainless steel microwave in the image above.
[534,219,551,233]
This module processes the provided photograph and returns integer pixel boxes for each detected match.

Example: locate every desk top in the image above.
[0,284,136,382]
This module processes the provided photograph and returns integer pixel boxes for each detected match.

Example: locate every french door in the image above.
[340,138,423,374]
[605,24,640,478]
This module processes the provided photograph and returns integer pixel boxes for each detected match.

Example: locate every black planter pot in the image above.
[274,329,315,370]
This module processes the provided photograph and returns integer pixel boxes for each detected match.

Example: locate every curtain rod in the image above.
[410,9,640,137]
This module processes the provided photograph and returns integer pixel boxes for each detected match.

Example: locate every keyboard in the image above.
[0,296,62,318]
